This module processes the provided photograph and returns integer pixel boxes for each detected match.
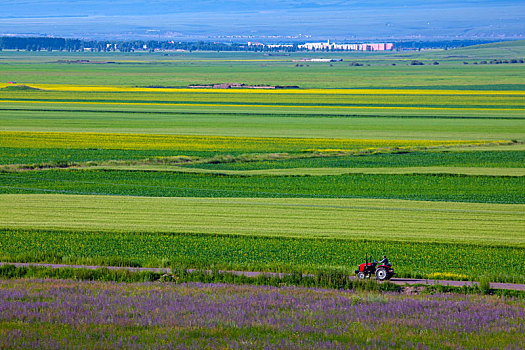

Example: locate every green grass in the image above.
[0,194,523,246]
[1,169,523,203]
[2,108,523,140]
[439,40,525,59]
[1,48,524,88]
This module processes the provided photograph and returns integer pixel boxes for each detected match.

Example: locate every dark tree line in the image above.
[394,40,496,51]
[0,37,82,51]
[0,37,299,52]
[0,36,501,53]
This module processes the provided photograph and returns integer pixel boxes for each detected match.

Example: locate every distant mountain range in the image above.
[1,1,524,41]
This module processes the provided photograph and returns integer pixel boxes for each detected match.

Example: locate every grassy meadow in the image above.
[0,42,524,282]
[2,279,523,349]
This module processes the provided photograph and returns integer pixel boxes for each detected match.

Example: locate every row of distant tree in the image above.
[0,37,272,52]
[0,36,497,52]
[394,39,495,50]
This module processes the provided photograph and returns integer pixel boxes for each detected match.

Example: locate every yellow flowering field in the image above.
[2,89,521,108]
[2,83,524,96]
[0,131,497,153]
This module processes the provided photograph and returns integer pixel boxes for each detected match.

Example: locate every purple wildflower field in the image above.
[0,279,523,349]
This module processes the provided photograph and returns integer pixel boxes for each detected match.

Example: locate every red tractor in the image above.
[355,255,395,281]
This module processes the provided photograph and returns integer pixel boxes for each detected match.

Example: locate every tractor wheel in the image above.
[375,268,388,281]
[357,272,366,280]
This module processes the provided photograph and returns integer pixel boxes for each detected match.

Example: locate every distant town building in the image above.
[266,44,293,49]
[298,41,394,51]
[247,42,265,47]
[293,58,343,62]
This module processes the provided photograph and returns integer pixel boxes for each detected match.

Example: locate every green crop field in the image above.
[1,194,523,246]
[0,194,523,281]
[1,228,524,282]
[184,151,525,169]
[0,169,523,203]
[2,109,524,139]
[1,41,524,282]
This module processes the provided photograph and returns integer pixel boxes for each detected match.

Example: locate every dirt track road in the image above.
[1,262,523,291]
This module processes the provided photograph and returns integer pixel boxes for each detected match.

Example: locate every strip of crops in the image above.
[0,147,215,165]
[1,87,524,117]
[0,131,482,152]
[1,228,523,282]
[2,103,524,123]
[0,169,522,203]
[3,195,521,246]
[2,91,525,109]
[2,106,524,120]
[2,147,522,171]
[4,84,525,95]
[2,108,523,141]
[3,98,523,113]
[186,150,525,170]
[95,165,525,177]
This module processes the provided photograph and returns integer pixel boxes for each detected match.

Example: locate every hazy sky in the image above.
[1,1,524,40]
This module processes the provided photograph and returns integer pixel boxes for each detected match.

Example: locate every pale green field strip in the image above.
[2,84,524,96]
[92,165,525,177]
[0,194,523,246]
[2,123,523,141]
[1,99,522,112]
[2,103,524,126]
[1,108,523,141]
[440,144,525,151]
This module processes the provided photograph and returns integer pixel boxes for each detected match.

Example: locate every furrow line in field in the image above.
[1,99,523,111]
[1,107,524,119]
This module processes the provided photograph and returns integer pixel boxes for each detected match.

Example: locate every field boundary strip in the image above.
[1,99,523,111]
[1,262,524,291]
[2,84,525,96]
[0,107,524,120]
[89,165,525,177]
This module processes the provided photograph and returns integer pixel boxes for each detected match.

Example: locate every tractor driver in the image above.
[379,255,390,267]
